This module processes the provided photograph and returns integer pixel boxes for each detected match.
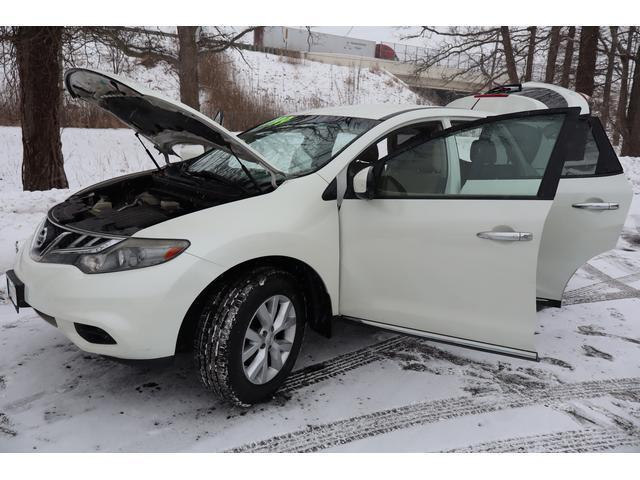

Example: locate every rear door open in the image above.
[536,116,632,304]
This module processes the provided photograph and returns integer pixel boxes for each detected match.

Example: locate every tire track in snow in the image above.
[229,377,640,452]
[446,427,640,452]
[563,265,640,306]
[281,336,409,393]
[280,263,634,396]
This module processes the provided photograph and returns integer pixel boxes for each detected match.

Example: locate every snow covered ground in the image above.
[227,49,423,111]
[0,126,639,452]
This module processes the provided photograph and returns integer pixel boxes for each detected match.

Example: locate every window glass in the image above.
[561,120,599,176]
[379,137,448,196]
[346,122,441,193]
[450,119,474,128]
[376,113,567,198]
[188,115,379,186]
[454,127,481,162]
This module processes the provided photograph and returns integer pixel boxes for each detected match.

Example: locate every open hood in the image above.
[64,68,284,178]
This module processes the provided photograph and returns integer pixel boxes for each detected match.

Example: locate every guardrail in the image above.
[238,41,547,83]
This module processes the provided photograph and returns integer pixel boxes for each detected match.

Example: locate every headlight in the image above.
[40,238,190,274]
[75,238,190,274]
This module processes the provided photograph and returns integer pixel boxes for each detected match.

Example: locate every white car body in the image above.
[8,71,632,367]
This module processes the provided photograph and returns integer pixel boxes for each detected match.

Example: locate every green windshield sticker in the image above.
[262,115,295,128]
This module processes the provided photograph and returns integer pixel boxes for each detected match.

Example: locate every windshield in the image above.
[186,115,379,184]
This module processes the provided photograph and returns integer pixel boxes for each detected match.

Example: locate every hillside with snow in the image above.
[226,49,424,111]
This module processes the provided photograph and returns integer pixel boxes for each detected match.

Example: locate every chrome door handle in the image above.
[477,231,533,241]
[572,202,619,210]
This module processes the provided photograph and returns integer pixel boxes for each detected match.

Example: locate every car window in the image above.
[561,116,623,177]
[561,119,599,176]
[449,119,474,128]
[346,121,443,193]
[388,122,442,153]
[376,113,568,198]
[188,115,379,185]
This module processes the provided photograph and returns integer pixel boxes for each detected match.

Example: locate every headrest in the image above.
[470,138,497,166]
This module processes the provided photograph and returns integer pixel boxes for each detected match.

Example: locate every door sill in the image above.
[342,316,539,361]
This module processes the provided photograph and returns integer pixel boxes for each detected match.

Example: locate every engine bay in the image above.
[49,169,260,236]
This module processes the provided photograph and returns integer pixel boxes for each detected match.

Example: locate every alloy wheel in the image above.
[242,294,297,385]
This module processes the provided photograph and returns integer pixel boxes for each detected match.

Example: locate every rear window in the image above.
[562,116,623,177]
[512,88,569,109]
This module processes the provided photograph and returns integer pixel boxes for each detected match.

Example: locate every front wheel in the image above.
[195,267,305,406]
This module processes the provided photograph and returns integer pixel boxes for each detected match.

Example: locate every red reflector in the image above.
[163,247,183,261]
[474,93,509,98]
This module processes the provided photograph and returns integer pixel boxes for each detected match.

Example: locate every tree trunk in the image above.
[622,42,640,156]
[614,27,635,146]
[545,26,561,83]
[500,26,519,83]
[177,26,200,111]
[575,26,599,96]
[524,26,537,82]
[601,27,618,128]
[560,26,576,87]
[14,27,67,191]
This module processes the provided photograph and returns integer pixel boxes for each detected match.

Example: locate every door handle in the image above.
[477,231,533,241]
[572,202,619,210]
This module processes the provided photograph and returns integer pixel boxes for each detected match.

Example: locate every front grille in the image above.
[31,219,116,262]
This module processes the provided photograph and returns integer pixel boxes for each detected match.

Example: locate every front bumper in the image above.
[13,240,225,359]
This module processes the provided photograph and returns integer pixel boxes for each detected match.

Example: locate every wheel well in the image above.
[175,256,333,353]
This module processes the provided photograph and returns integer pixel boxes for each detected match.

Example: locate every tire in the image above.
[195,267,306,406]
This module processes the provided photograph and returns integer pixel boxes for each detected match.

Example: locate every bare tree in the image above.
[177,26,200,110]
[524,26,537,82]
[11,27,68,191]
[601,27,619,128]
[575,27,599,96]
[500,26,519,83]
[560,26,576,87]
[545,26,562,83]
[614,27,636,145]
[622,36,640,156]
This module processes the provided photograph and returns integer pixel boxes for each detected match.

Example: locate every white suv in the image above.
[6,70,632,406]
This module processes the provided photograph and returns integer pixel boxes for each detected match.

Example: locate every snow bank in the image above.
[620,156,640,192]
[0,127,153,193]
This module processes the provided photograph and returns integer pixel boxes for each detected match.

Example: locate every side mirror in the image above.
[353,166,375,200]
[177,144,205,161]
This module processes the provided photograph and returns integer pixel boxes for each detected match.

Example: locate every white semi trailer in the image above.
[254,27,383,58]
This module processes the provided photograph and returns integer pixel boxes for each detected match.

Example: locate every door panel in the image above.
[338,109,579,357]
[536,174,632,301]
[340,199,552,354]
[537,116,632,302]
